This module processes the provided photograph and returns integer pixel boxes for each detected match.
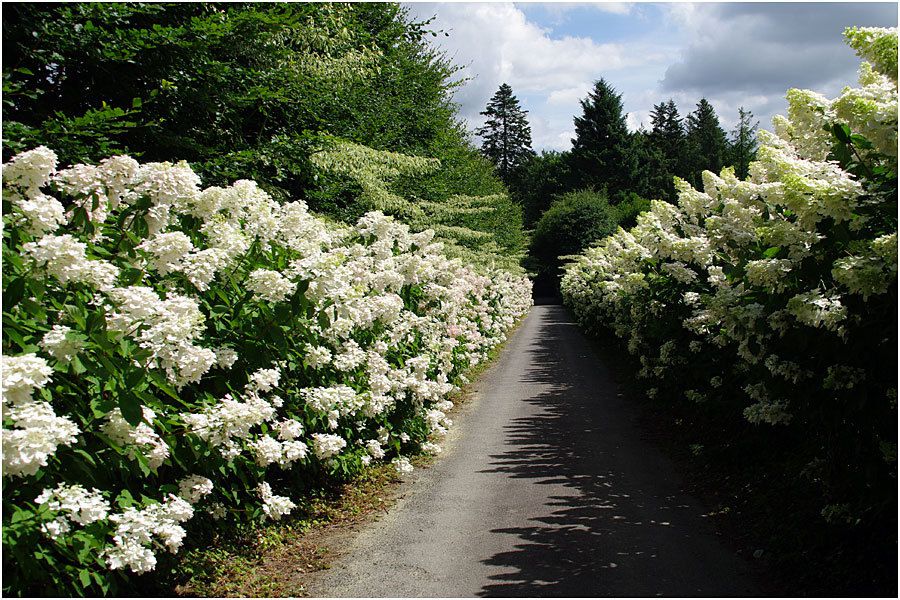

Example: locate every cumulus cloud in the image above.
[406,2,896,151]
[406,2,663,150]
[409,4,632,115]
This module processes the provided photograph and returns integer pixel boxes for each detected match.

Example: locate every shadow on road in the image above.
[476,305,763,598]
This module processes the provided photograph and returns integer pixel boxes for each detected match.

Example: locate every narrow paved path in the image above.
[307,305,765,597]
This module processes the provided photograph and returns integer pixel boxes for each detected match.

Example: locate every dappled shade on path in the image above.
[478,306,761,596]
[307,305,768,598]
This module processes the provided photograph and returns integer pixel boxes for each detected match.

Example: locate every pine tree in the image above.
[475,83,535,182]
[649,99,684,161]
[726,107,759,180]
[631,128,672,202]
[569,78,637,196]
[647,99,685,200]
[684,98,728,188]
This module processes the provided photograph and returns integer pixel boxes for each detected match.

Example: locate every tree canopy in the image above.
[475,83,535,183]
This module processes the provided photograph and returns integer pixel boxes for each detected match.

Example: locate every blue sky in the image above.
[405,2,897,151]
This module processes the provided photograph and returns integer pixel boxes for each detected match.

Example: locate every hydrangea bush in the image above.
[1,146,531,594]
[562,27,897,524]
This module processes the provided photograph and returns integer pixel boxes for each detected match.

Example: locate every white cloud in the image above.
[407,2,895,152]
[406,2,659,150]
[546,84,592,106]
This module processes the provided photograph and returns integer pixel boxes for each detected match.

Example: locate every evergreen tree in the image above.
[684,98,729,188]
[475,83,535,182]
[647,99,685,200]
[569,78,637,196]
[726,106,759,180]
[507,150,573,227]
[649,99,685,164]
[631,128,672,202]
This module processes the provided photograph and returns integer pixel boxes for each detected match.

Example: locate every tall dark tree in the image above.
[684,98,729,188]
[569,78,637,196]
[726,106,759,180]
[649,100,684,159]
[507,150,574,227]
[475,83,535,182]
[630,129,672,202]
[646,99,686,200]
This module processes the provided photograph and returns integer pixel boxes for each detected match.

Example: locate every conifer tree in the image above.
[569,78,637,196]
[649,99,684,158]
[475,83,535,182]
[631,128,672,201]
[684,98,728,187]
[726,106,759,180]
[647,99,686,200]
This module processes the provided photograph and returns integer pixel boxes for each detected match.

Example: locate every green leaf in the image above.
[132,97,142,108]
[118,392,144,426]
[763,246,781,258]
[79,569,92,589]
[72,448,98,467]
[831,123,852,144]
[2,277,26,309]
[11,509,33,524]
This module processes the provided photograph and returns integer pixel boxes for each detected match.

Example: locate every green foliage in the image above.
[683,98,729,189]
[726,107,760,180]
[507,150,573,227]
[2,3,504,227]
[309,137,524,272]
[528,189,618,294]
[475,83,535,183]
[611,192,651,229]
[569,79,638,195]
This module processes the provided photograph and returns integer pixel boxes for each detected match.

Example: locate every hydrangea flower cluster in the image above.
[2,133,531,589]
[561,27,896,519]
[564,27,897,422]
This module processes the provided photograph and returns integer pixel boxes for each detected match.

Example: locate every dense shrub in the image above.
[0,148,531,595]
[1,4,508,225]
[562,27,897,529]
[610,191,651,229]
[528,189,619,295]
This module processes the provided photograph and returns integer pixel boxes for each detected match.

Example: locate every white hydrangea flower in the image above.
[311,433,346,460]
[250,435,284,466]
[14,192,66,236]
[787,290,848,331]
[181,392,276,452]
[2,400,80,477]
[392,456,413,474]
[257,482,295,520]
[365,439,385,459]
[247,269,297,303]
[40,325,82,363]
[421,442,442,455]
[1,354,53,406]
[2,146,57,192]
[213,347,239,370]
[248,367,280,393]
[137,231,195,275]
[35,483,110,526]
[103,494,195,573]
[22,234,119,291]
[276,419,304,441]
[177,475,214,504]
[303,344,332,369]
[102,407,170,470]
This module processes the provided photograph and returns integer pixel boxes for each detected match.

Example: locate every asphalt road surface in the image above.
[307,304,766,597]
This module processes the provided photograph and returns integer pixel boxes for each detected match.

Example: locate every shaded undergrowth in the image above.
[580,319,898,597]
